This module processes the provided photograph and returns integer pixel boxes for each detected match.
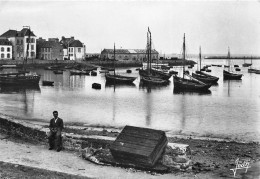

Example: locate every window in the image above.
[31,52,35,57]
[21,40,23,44]
[1,47,4,52]
[41,48,44,52]
[7,54,10,58]
[31,38,35,43]
[17,39,20,44]
[48,54,50,59]
[45,54,47,59]
[31,45,34,50]
[78,48,81,53]
[7,47,10,52]
[26,38,29,43]
[1,54,4,58]
[71,48,73,52]
[48,48,51,52]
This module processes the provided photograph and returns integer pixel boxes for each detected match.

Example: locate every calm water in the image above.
[0,59,260,142]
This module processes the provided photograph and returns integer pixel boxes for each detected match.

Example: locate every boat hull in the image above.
[192,72,219,84]
[105,74,136,84]
[141,76,167,85]
[173,76,211,91]
[223,70,242,80]
[0,75,40,85]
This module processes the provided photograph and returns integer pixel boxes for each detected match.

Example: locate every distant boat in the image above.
[242,57,252,67]
[105,43,137,84]
[173,34,211,91]
[192,47,219,84]
[248,56,259,73]
[53,70,63,74]
[223,47,242,80]
[42,80,54,86]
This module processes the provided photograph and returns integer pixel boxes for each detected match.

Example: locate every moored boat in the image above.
[173,35,211,92]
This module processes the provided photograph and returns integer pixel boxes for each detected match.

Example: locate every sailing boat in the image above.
[105,44,137,84]
[139,28,167,85]
[248,56,260,73]
[0,26,40,85]
[192,47,219,84]
[223,47,243,80]
[173,34,211,91]
[242,56,252,67]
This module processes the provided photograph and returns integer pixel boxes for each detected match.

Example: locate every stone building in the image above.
[0,27,37,60]
[0,39,12,60]
[60,36,85,61]
[36,38,63,60]
[100,49,159,61]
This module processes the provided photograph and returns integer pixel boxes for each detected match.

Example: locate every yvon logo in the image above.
[230,158,251,177]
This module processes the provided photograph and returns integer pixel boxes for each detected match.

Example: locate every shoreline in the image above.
[0,113,260,178]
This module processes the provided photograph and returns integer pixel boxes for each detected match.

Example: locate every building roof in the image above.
[38,41,62,49]
[69,40,83,47]
[0,39,12,46]
[101,49,158,54]
[0,28,36,38]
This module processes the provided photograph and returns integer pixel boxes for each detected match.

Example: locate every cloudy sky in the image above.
[0,0,260,55]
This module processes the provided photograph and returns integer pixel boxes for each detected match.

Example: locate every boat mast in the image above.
[228,47,230,72]
[113,43,116,77]
[149,28,152,74]
[199,46,201,71]
[146,28,149,74]
[183,33,185,78]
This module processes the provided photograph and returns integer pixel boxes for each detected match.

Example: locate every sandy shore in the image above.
[0,116,260,178]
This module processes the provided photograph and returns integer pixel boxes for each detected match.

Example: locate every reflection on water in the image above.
[0,60,260,142]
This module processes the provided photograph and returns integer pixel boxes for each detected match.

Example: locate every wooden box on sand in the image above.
[110,125,168,167]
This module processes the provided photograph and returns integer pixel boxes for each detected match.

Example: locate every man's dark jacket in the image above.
[49,118,64,130]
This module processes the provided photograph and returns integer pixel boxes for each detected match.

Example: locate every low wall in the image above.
[0,114,113,151]
[0,59,143,68]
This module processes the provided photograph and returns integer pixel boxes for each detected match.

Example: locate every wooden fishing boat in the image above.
[173,34,211,91]
[105,73,136,83]
[192,47,219,84]
[223,48,242,80]
[192,72,218,84]
[242,57,252,67]
[223,70,243,80]
[105,44,137,84]
[53,70,63,74]
[42,80,54,86]
[140,27,170,84]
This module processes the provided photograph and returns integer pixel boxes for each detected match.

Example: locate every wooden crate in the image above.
[110,125,168,167]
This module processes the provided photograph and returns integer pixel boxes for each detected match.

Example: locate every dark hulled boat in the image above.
[105,44,137,84]
[223,70,243,80]
[192,47,219,84]
[105,73,136,84]
[0,73,40,85]
[173,34,211,92]
[223,48,242,80]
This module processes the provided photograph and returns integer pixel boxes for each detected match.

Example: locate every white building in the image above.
[60,37,85,61]
[0,39,12,60]
[0,27,37,60]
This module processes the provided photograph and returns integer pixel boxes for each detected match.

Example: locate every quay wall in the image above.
[0,114,113,151]
[0,59,143,68]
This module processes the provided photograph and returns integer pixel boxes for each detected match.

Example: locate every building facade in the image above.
[60,36,85,61]
[0,27,37,60]
[0,39,12,60]
[36,38,63,60]
[100,49,159,61]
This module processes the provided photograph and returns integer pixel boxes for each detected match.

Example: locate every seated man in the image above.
[48,111,64,152]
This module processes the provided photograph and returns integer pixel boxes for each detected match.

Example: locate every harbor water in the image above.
[0,59,260,142]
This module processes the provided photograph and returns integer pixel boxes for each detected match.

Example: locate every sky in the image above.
[0,0,260,55]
